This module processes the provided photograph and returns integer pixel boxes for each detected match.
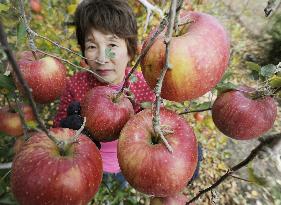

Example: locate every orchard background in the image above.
[0,0,281,204]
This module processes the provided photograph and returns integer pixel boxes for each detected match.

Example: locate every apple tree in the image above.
[0,0,281,205]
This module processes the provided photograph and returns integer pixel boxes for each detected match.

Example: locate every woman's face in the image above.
[84,28,131,84]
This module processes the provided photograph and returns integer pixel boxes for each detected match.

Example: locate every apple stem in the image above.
[68,117,86,144]
[32,50,38,60]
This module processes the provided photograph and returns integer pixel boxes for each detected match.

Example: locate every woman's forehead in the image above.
[85,28,120,41]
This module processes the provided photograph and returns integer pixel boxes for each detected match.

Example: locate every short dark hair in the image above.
[74,0,138,60]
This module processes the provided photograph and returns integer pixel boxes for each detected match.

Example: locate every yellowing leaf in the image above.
[269,75,281,88]
[218,162,227,171]
[67,4,77,15]
[247,163,267,187]
[0,3,9,12]
[26,121,38,129]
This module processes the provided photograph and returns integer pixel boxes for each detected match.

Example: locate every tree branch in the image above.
[152,0,179,153]
[0,22,60,145]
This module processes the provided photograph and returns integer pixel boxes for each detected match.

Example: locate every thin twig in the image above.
[34,33,87,59]
[19,0,37,52]
[186,133,281,204]
[179,107,212,115]
[229,174,252,183]
[14,95,29,140]
[36,49,110,84]
[68,117,86,144]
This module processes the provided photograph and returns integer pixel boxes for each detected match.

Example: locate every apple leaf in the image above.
[26,121,38,129]
[192,101,211,110]
[220,70,233,82]
[247,163,268,187]
[260,64,277,78]
[0,74,16,92]
[0,192,18,205]
[0,131,8,137]
[0,3,9,12]
[269,75,281,88]
[16,22,26,46]
[245,61,261,72]
[67,4,77,15]
[215,82,238,95]
[140,101,153,109]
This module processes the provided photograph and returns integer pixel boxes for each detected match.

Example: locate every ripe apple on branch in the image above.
[141,11,230,102]
[81,86,134,142]
[0,103,35,137]
[14,52,67,104]
[11,128,103,205]
[212,86,277,140]
[118,108,198,197]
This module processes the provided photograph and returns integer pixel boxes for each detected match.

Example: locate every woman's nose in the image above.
[95,47,109,65]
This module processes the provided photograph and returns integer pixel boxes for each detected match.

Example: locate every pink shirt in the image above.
[53,68,155,173]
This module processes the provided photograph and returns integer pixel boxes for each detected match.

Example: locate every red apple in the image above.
[11,128,103,205]
[193,112,204,122]
[0,104,35,137]
[212,86,277,140]
[34,15,44,21]
[81,86,134,142]
[118,108,198,197]
[15,55,67,104]
[150,193,195,205]
[141,11,230,102]
[30,0,42,13]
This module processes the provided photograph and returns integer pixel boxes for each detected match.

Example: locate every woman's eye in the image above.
[109,44,117,48]
[87,45,96,49]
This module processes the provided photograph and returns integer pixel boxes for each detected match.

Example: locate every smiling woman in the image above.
[84,28,131,84]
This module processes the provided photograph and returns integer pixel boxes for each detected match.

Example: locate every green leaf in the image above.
[0,3,9,12]
[0,74,16,91]
[220,70,233,82]
[0,131,8,137]
[193,102,211,110]
[140,101,152,109]
[245,61,261,72]
[269,75,281,88]
[0,192,18,205]
[247,163,267,187]
[260,64,277,78]
[26,121,38,129]
[16,22,26,46]
[215,82,238,95]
